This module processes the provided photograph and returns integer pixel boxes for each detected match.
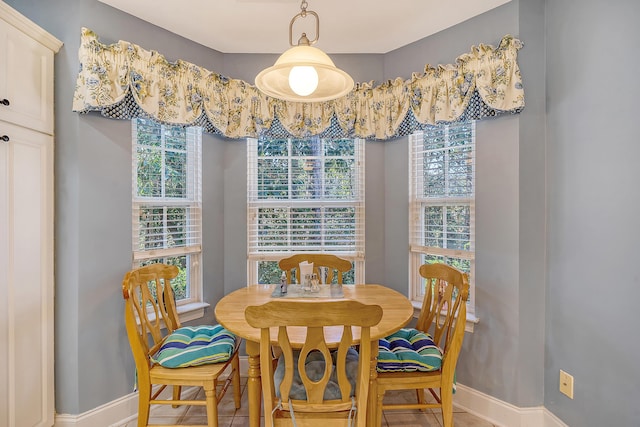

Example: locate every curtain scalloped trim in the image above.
[73,28,524,140]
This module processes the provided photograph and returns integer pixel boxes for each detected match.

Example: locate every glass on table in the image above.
[310,273,320,292]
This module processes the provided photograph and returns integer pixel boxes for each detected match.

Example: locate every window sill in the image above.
[411,301,479,333]
[143,301,210,328]
[175,301,210,323]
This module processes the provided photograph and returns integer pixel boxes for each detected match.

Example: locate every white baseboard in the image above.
[54,356,569,427]
[454,384,569,427]
[54,391,138,427]
[240,355,249,377]
[543,408,571,427]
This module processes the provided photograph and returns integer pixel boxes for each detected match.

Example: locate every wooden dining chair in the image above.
[245,299,383,427]
[278,253,353,285]
[374,263,469,427]
[122,263,241,427]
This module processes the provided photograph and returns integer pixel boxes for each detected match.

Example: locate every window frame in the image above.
[247,136,365,285]
[408,123,478,329]
[131,118,206,320]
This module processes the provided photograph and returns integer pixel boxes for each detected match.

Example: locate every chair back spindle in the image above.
[278,254,352,285]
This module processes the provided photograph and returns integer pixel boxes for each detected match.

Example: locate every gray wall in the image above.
[544,1,640,425]
[6,0,640,425]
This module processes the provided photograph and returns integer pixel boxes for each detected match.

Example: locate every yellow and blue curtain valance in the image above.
[73,28,524,141]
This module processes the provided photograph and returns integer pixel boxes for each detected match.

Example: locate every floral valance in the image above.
[73,28,524,141]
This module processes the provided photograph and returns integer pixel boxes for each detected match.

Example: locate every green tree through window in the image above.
[248,136,365,285]
[409,123,476,317]
[132,118,203,304]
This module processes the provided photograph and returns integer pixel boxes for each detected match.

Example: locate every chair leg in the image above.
[441,387,454,427]
[137,382,151,427]
[205,386,218,427]
[375,389,385,427]
[264,408,274,427]
[172,385,182,408]
[416,388,428,412]
[231,353,242,409]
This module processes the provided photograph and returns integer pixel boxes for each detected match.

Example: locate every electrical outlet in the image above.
[559,370,574,399]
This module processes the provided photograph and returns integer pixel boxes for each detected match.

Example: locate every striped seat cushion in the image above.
[151,325,237,368]
[377,328,442,373]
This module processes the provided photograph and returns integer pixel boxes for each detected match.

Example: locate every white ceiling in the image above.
[98,0,511,54]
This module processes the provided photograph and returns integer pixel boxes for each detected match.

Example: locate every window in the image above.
[409,122,476,319]
[247,136,365,285]
[132,118,203,311]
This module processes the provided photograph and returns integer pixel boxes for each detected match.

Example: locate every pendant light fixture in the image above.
[255,0,354,102]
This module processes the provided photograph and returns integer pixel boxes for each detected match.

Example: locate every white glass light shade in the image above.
[289,66,318,96]
[255,45,354,102]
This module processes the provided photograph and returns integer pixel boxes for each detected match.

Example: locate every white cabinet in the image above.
[0,3,61,427]
[0,4,59,134]
[0,121,54,427]
[0,18,54,134]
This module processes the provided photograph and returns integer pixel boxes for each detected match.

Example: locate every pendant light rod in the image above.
[289,0,319,47]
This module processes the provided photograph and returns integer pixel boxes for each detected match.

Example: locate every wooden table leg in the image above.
[246,340,262,427]
[368,342,379,426]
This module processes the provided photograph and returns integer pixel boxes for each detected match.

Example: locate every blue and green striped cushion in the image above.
[151,325,237,368]
[377,328,442,373]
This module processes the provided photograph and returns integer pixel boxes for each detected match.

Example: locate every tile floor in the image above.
[119,377,497,427]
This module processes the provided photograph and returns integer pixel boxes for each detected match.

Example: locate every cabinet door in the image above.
[0,19,54,135]
[0,120,54,427]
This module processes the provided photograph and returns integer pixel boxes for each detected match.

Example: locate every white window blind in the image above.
[247,137,365,284]
[409,123,476,315]
[132,118,202,304]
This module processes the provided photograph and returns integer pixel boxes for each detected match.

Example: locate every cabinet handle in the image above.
[1,135,9,142]
[0,99,9,106]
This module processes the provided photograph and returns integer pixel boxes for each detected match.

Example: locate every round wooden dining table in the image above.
[215,283,414,427]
